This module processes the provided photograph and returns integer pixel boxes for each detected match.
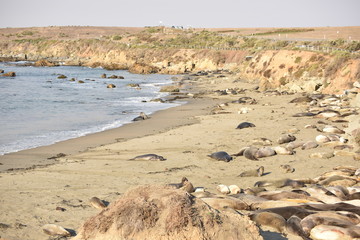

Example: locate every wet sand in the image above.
[0,73,359,240]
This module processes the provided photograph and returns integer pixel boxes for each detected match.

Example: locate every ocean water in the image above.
[0,62,180,155]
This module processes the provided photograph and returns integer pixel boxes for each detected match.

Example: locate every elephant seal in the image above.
[277,134,296,144]
[255,179,305,188]
[292,112,317,117]
[129,154,166,161]
[286,215,311,240]
[168,177,195,193]
[280,164,295,173]
[236,121,256,129]
[322,125,345,134]
[273,146,294,155]
[201,197,249,211]
[255,206,315,219]
[132,112,149,121]
[207,151,233,162]
[243,146,259,160]
[250,211,287,233]
[217,184,230,194]
[239,166,264,177]
[301,141,319,150]
[42,224,71,237]
[255,147,276,158]
[310,225,360,240]
[89,197,106,209]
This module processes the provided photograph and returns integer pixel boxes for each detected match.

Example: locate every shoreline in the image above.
[0,97,220,172]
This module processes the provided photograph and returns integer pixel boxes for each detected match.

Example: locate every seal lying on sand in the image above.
[42,224,71,237]
[239,166,264,177]
[236,122,256,129]
[207,151,233,162]
[255,179,305,188]
[129,154,166,161]
[250,211,287,233]
[280,164,295,173]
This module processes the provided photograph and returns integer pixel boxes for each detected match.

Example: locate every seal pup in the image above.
[301,141,319,150]
[277,134,296,144]
[132,112,149,121]
[239,166,264,177]
[236,121,256,129]
[217,184,230,194]
[273,146,294,155]
[250,211,287,233]
[292,112,317,117]
[252,137,272,146]
[42,224,71,237]
[287,141,306,150]
[228,185,241,194]
[289,96,313,103]
[89,197,106,210]
[255,147,276,158]
[129,154,166,161]
[207,151,233,162]
[280,164,295,173]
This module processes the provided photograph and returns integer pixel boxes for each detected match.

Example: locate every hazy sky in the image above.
[1,0,359,28]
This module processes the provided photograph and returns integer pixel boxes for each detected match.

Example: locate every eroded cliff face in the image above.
[0,40,359,94]
[240,50,360,94]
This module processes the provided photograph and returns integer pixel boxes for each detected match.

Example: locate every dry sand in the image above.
[0,73,359,240]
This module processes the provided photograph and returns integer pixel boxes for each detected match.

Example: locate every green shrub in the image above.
[112,35,122,41]
[295,56,302,63]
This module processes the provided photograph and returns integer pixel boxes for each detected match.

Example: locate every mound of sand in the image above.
[73,185,262,240]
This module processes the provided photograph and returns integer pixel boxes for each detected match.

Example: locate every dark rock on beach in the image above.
[1,71,16,77]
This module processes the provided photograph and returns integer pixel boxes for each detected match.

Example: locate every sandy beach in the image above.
[0,72,359,240]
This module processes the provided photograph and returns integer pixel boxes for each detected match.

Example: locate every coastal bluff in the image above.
[0,26,359,95]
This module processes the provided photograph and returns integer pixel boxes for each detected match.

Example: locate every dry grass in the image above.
[76,185,262,240]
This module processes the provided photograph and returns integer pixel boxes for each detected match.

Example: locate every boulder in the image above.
[34,59,57,67]
[72,185,262,240]
[0,69,4,73]
[107,84,116,88]
[100,74,107,78]
[57,74,67,79]
[126,83,140,88]
[129,63,159,74]
[107,75,124,79]
[160,85,180,93]
[1,71,16,77]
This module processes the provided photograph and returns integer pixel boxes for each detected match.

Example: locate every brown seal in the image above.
[250,211,287,233]
[89,197,107,210]
[42,224,71,237]
[239,166,264,177]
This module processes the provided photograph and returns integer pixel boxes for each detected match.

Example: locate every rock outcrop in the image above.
[1,71,16,77]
